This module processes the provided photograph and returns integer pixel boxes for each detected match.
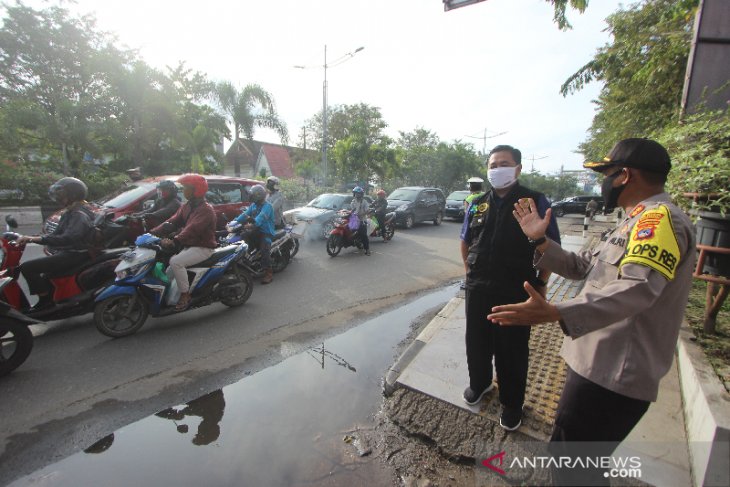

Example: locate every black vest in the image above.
[465,183,543,298]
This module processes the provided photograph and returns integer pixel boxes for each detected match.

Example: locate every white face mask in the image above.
[487,166,518,190]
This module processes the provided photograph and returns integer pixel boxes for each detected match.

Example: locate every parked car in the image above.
[550,195,604,217]
[283,193,373,239]
[386,187,446,228]
[445,190,471,220]
[43,175,261,245]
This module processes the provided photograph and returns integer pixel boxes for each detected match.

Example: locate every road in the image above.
[0,219,466,483]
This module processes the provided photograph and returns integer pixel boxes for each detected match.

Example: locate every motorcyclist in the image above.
[350,186,370,256]
[133,180,181,226]
[232,185,275,284]
[372,189,388,237]
[150,174,216,311]
[265,176,286,229]
[463,177,485,212]
[17,177,96,311]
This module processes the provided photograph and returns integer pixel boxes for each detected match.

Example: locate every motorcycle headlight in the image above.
[116,262,151,281]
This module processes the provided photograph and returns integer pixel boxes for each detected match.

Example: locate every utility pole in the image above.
[526,154,548,172]
[465,128,508,155]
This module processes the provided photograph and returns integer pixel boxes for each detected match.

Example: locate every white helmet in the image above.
[266,176,280,191]
[466,176,484,191]
[467,177,484,184]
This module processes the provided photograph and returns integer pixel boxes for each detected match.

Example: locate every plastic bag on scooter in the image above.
[348,213,360,231]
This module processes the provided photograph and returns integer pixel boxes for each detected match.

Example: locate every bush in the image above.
[658,109,730,215]
[0,160,63,205]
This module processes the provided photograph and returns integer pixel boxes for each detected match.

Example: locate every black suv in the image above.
[551,195,604,217]
[386,187,446,228]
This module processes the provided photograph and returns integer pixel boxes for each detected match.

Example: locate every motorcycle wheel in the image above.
[221,264,254,307]
[272,248,290,273]
[0,320,33,376]
[383,223,395,241]
[290,238,300,258]
[94,294,149,338]
[326,234,342,257]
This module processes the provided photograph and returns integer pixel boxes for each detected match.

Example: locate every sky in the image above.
[23,0,625,174]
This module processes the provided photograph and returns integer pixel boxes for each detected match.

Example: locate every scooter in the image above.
[93,233,254,338]
[367,210,396,242]
[221,221,298,274]
[0,276,36,376]
[326,210,368,257]
[0,215,125,320]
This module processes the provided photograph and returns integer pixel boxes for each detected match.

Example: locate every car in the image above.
[550,195,604,217]
[43,175,261,243]
[444,190,471,220]
[386,187,446,229]
[283,193,373,239]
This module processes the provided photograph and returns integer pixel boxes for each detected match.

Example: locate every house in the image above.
[223,139,318,179]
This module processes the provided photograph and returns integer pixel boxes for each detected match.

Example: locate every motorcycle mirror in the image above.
[5,215,18,229]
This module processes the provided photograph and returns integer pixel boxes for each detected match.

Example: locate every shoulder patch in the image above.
[620,205,680,280]
[477,203,489,213]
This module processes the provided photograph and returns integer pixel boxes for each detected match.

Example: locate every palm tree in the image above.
[216,82,289,176]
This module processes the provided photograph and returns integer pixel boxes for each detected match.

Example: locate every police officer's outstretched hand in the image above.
[513,198,550,241]
[487,282,560,326]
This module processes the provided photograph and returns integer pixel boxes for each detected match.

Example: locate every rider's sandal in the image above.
[175,292,192,311]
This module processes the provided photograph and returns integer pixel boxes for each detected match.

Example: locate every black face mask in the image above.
[601,171,626,212]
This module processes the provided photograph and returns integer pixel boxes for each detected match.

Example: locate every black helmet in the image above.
[158,180,178,196]
[48,177,88,203]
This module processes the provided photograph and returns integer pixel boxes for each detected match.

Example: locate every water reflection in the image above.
[306,343,357,372]
[83,433,114,454]
[155,389,225,446]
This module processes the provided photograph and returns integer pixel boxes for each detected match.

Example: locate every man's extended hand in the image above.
[487,281,560,326]
[513,198,551,241]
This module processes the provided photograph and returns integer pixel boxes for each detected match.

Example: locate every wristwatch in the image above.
[528,235,547,246]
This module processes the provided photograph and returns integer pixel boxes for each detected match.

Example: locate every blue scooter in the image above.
[93,234,254,338]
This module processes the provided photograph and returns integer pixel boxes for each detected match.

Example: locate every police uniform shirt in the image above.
[536,193,695,402]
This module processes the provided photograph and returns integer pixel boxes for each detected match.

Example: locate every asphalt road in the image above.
[0,219,466,483]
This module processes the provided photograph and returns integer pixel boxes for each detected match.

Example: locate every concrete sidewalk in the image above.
[385,234,691,487]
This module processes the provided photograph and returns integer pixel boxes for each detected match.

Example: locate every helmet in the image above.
[48,177,88,203]
[250,184,267,202]
[177,174,208,198]
[157,180,178,197]
[467,176,484,191]
[467,177,484,184]
[266,176,280,191]
[352,186,364,195]
[376,189,386,197]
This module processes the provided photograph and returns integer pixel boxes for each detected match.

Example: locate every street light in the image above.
[295,45,365,185]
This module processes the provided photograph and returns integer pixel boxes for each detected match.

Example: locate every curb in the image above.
[383,296,462,397]
[677,326,730,487]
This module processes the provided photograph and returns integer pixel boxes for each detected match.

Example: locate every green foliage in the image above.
[259,167,267,178]
[562,0,699,159]
[657,109,730,215]
[520,171,582,201]
[0,159,62,204]
[78,168,129,200]
[547,0,589,30]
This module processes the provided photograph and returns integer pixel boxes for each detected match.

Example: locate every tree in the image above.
[215,81,289,176]
[303,103,386,155]
[0,2,131,174]
[561,0,699,159]
[547,0,589,30]
[331,119,397,184]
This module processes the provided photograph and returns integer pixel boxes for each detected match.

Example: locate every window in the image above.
[206,183,243,205]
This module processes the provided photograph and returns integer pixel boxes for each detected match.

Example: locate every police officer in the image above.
[463,176,485,214]
[488,138,695,485]
[460,145,560,431]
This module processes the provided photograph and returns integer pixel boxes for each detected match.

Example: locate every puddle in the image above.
[10,285,458,487]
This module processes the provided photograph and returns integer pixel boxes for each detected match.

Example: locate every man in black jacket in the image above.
[460,145,560,431]
[135,180,181,226]
[17,177,96,310]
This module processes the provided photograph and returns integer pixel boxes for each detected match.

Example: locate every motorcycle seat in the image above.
[46,248,127,278]
[193,245,237,268]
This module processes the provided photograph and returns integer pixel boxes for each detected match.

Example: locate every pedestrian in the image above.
[487,138,695,485]
[350,186,370,256]
[126,167,143,182]
[460,144,560,431]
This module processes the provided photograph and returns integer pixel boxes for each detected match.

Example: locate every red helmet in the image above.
[178,174,208,198]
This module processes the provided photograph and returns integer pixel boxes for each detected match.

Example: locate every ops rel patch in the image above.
[620,205,680,280]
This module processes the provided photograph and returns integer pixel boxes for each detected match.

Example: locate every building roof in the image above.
[262,144,295,178]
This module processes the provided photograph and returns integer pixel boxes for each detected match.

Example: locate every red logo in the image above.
[629,204,645,218]
[482,451,507,475]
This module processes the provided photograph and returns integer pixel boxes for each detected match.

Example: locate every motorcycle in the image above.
[0,276,36,376]
[0,215,125,320]
[221,221,298,275]
[93,233,254,338]
[325,210,365,257]
[368,210,396,241]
